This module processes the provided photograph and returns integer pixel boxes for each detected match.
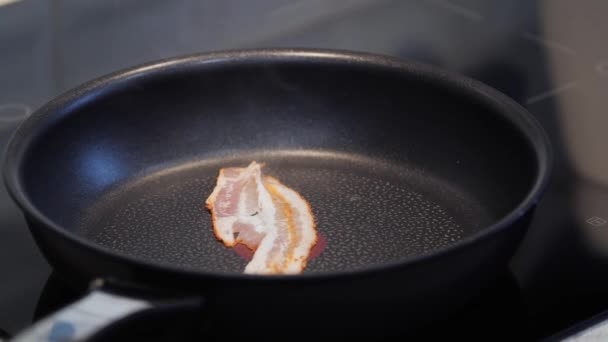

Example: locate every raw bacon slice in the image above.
[264,176,317,273]
[205,162,270,247]
[205,161,317,275]
[243,181,293,274]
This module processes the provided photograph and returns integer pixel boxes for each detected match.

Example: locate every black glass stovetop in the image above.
[2,1,608,340]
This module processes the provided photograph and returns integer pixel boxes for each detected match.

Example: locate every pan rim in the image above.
[2,47,553,283]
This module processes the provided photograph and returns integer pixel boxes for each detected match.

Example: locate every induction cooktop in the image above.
[1,1,608,340]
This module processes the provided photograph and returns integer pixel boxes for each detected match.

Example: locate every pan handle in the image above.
[9,279,202,342]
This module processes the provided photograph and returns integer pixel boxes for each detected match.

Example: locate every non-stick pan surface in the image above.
[78,152,490,274]
[6,49,548,279]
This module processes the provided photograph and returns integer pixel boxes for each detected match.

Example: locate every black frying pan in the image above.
[4,49,551,340]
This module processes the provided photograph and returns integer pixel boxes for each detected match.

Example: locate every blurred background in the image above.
[1,1,608,340]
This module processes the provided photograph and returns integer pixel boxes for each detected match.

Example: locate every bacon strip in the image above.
[205,162,268,247]
[264,176,317,273]
[205,161,317,275]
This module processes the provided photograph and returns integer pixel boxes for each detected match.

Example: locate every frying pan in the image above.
[3,49,551,340]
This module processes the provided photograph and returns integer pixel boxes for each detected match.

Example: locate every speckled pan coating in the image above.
[79,152,489,274]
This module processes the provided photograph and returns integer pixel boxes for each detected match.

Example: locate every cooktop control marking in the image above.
[0,103,31,122]
[521,32,577,56]
[586,216,607,227]
[596,61,608,77]
[526,82,579,105]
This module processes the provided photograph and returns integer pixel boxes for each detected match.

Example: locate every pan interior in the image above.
[77,151,491,274]
[17,56,541,275]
